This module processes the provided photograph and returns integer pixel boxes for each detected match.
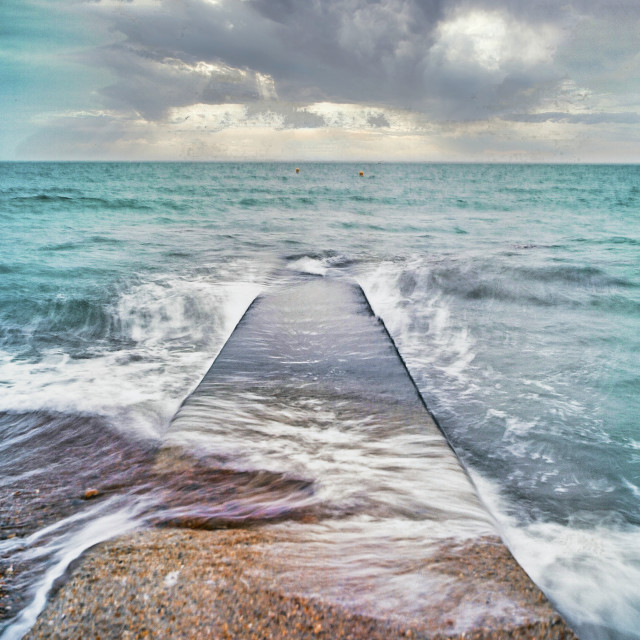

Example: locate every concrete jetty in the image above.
[27,277,577,639]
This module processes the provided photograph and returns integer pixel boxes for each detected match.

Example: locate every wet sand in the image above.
[26,527,576,639]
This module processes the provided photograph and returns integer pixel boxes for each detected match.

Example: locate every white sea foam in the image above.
[623,478,640,497]
[472,473,640,640]
[359,259,477,390]
[0,269,262,438]
[358,258,640,639]
[0,498,150,640]
[266,516,508,632]
[286,257,329,275]
[164,275,495,550]
[167,397,495,533]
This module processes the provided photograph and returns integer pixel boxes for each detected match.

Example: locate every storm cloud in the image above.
[70,0,638,129]
[7,0,640,159]
[78,0,572,118]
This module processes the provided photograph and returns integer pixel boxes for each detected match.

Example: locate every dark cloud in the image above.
[504,111,640,124]
[83,0,448,115]
[77,0,640,124]
[84,43,276,120]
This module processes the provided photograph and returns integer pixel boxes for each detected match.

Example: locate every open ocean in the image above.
[0,162,639,639]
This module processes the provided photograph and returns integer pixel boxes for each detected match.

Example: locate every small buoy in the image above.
[359,171,364,177]
[295,167,300,173]
[83,488,100,500]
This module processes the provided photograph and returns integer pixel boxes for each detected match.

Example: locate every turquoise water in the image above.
[1,162,639,638]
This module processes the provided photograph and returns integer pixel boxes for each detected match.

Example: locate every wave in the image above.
[475,474,640,640]
[359,258,640,519]
[8,194,154,211]
[0,268,262,431]
[348,194,377,202]
[0,292,122,355]
[238,197,260,207]
[40,236,124,252]
[10,194,73,202]
[448,198,512,212]
[337,221,385,231]
[2,270,257,348]
[403,259,640,313]
[571,236,640,247]
[608,236,640,246]
[283,251,358,276]
[518,264,637,288]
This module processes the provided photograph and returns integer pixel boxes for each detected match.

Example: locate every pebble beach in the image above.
[27,527,576,640]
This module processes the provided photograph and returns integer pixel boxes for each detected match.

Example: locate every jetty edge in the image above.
[26,277,577,639]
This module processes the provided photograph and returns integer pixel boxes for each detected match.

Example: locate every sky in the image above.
[2,0,640,162]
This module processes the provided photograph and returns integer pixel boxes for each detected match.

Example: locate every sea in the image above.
[0,162,638,639]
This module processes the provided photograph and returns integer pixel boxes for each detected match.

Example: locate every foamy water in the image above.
[0,500,145,640]
[0,269,262,437]
[1,162,639,638]
[361,257,640,640]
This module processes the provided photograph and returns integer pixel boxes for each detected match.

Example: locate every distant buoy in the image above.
[296,168,300,174]
[359,171,364,177]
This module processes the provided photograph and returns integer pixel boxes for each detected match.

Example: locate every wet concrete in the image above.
[22,278,578,638]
